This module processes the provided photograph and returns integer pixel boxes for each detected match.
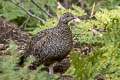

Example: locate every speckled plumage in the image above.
[20,12,75,70]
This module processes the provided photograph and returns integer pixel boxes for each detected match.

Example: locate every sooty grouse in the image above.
[20,12,76,74]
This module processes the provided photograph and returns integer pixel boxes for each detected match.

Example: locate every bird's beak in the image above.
[73,16,78,19]
[73,16,81,22]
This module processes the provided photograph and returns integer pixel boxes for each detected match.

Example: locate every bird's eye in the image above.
[66,15,69,17]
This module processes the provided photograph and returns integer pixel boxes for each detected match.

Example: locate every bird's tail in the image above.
[19,55,26,65]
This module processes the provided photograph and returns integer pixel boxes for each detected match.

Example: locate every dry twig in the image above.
[11,0,45,22]
[57,2,65,9]
[89,28,103,38]
[0,14,2,17]
[20,16,30,29]
[31,0,55,18]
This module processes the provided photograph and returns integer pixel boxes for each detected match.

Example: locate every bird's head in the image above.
[59,12,77,24]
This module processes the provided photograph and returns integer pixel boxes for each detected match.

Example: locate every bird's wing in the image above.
[19,30,50,65]
[31,28,54,59]
[32,29,50,41]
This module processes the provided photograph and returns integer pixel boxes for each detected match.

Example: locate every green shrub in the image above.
[65,7,120,80]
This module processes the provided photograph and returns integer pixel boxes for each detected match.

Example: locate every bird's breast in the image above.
[44,30,73,56]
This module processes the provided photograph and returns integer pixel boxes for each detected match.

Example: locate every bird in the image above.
[19,12,76,74]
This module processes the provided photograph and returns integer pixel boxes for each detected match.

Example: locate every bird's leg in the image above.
[48,63,54,75]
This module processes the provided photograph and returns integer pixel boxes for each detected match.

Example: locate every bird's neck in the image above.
[57,22,68,28]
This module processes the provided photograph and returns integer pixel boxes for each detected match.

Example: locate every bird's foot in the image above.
[48,64,54,75]
[48,63,57,75]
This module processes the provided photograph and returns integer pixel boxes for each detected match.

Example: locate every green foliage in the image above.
[29,18,58,35]
[66,7,120,80]
[56,4,86,18]
[71,51,100,79]
[0,0,57,30]
[86,0,120,10]
[0,40,58,80]
[0,1,26,20]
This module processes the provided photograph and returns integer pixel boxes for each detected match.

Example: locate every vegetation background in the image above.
[0,0,120,80]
